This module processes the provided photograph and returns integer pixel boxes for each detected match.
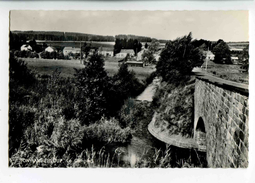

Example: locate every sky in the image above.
[10,10,249,42]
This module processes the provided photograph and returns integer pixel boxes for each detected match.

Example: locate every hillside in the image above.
[151,76,196,138]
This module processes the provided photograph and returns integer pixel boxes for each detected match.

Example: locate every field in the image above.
[22,57,155,81]
[201,60,248,84]
[37,41,114,51]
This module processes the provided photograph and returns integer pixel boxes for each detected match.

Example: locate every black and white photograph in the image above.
[1,0,255,182]
[7,9,249,168]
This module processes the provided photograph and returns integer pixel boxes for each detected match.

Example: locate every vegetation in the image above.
[142,40,160,65]
[156,32,203,82]
[114,38,142,55]
[241,45,249,72]
[11,30,115,42]
[212,39,231,64]
[9,32,211,168]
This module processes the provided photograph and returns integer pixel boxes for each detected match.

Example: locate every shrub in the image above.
[83,118,132,145]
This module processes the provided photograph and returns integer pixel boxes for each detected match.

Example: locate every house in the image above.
[98,47,114,57]
[115,49,135,58]
[231,57,239,64]
[45,46,57,53]
[126,61,144,67]
[63,47,80,56]
[20,44,32,51]
[88,48,98,56]
[204,50,215,60]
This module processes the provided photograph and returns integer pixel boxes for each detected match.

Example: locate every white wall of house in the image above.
[45,47,56,53]
[20,44,32,51]
[116,52,127,58]
[100,51,114,57]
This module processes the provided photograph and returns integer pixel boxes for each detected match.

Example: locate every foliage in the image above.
[114,38,142,55]
[241,45,249,72]
[11,30,115,42]
[107,63,145,116]
[156,32,203,82]
[148,40,160,53]
[83,118,132,145]
[74,54,109,125]
[212,39,231,64]
[119,98,153,131]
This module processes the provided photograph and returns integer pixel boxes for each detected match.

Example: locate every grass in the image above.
[202,60,249,84]
[37,41,114,51]
[22,57,155,82]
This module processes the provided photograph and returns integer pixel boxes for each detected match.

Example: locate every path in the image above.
[136,77,161,102]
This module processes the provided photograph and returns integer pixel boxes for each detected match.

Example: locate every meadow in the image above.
[201,60,249,84]
[22,57,156,82]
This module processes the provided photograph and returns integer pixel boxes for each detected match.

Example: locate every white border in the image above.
[1,1,255,183]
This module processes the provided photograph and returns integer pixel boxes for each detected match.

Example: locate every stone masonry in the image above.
[194,77,249,168]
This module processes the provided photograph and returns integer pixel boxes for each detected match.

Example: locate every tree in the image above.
[148,40,160,53]
[107,63,144,116]
[212,40,231,64]
[81,42,91,58]
[156,32,203,82]
[142,50,155,65]
[74,54,109,125]
[241,45,249,72]
[145,42,148,49]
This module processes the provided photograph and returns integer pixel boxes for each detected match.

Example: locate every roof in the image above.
[230,48,243,52]
[126,61,144,64]
[231,57,239,59]
[203,50,214,56]
[120,49,135,54]
[21,44,32,48]
[99,47,114,52]
[46,46,57,51]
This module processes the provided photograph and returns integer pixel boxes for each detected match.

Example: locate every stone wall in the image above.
[194,77,249,168]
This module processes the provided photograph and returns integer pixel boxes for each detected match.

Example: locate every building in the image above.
[88,48,98,56]
[115,49,135,58]
[63,47,81,56]
[20,44,32,51]
[231,57,239,64]
[45,46,57,53]
[98,47,114,57]
[204,50,215,60]
[126,61,144,67]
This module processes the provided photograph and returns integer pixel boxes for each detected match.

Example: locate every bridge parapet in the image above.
[194,74,249,168]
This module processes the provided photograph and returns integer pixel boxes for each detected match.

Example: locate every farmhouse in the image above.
[126,61,144,67]
[20,44,32,51]
[98,47,114,57]
[115,49,135,58]
[204,50,215,60]
[63,47,80,56]
[231,56,239,64]
[45,46,57,53]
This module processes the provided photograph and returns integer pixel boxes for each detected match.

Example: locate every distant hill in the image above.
[11,30,168,43]
[11,30,115,42]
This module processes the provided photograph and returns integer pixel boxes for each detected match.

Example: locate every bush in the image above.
[83,118,132,145]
